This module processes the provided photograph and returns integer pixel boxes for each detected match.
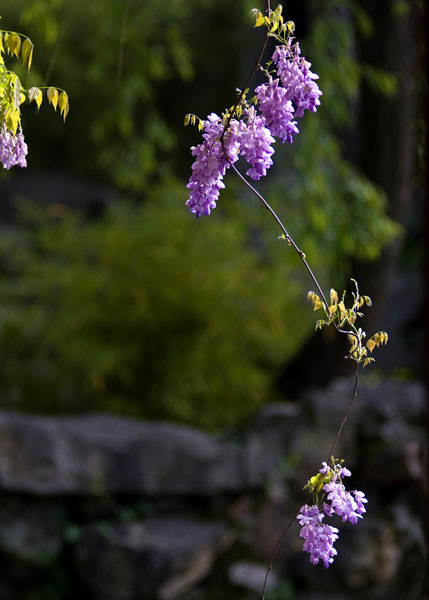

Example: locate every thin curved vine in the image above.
[184,0,389,591]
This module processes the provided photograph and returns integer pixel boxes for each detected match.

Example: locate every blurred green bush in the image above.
[0,182,313,428]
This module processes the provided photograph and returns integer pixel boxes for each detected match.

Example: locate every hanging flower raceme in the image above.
[239,106,275,181]
[298,460,367,568]
[184,16,322,217]
[186,108,275,215]
[272,41,322,118]
[186,114,243,217]
[255,78,299,143]
[297,505,339,568]
[0,124,28,170]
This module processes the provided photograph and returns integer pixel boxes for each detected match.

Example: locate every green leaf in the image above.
[36,89,43,109]
[253,10,265,27]
[47,86,59,110]
[21,38,33,70]
[58,91,69,120]
[28,86,41,104]
[6,33,21,58]
[366,339,376,353]
[313,299,324,311]
[330,289,339,305]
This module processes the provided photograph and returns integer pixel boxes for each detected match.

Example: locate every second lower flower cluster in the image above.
[297,460,367,568]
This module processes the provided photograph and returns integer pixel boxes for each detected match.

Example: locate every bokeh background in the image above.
[0,1,425,599]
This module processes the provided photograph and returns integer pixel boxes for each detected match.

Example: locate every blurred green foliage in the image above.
[2,0,250,190]
[0,183,312,427]
[0,0,400,427]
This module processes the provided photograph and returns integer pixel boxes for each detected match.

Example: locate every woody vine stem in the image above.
[185,0,388,592]
[219,3,368,595]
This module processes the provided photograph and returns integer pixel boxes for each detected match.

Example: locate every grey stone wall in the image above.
[0,377,425,600]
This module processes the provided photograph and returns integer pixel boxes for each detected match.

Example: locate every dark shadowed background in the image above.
[0,1,425,599]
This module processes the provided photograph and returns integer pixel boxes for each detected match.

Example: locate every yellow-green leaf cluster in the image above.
[250,4,295,43]
[184,113,204,132]
[307,290,325,312]
[307,471,331,493]
[0,71,22,133]
[303,458,346,505]
[0,31,33,70]
[27,86,69,120]
[366,331,388,354]
[308,279,388,368]
[0,22,69,135]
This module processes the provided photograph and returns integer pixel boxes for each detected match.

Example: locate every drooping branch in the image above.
[185,1,387,592]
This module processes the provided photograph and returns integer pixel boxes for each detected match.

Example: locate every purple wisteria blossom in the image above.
[0,125,28,170]
[298,461,367,567]
[322,463,367,524]
[239,107,275,181]
[297,505,339,569]
[319,461,352,480]
[186,114,242,217]
[351,490,368,517]
[272,42,322,118]
[255,79,299,143]
[323,480,366,524]
[185,38,322,216]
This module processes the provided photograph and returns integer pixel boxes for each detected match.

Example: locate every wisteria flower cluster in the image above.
[297,460,367,568]
[0,124,28,170]
[272,41,322,118]
[185,25,322,217]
